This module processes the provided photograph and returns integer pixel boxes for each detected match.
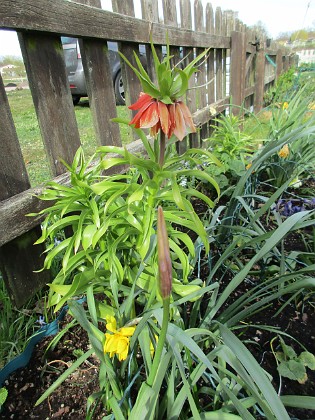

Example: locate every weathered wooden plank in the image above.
[224,10,235,35]
[206,3,215,106]
[18,32,81,176]
[75,0,121,146]
[74,0,101,6]
[112,0,142,119]
[205,2,216,145]
[0,0,230,49]
[0,226,50,307]
[0,75,30,198]
[112,0,135,17]
[215,7,223,102]
[141,0,160,84]
[162,0,180,70]
[141,0,159,22]
[162,0,177,25]
[222,9,227,101]
[230,30,246,114]
[254,49,265,112]
[178,0,193,153]
[276,49,284,79]
[265,74,276,84]
[244,86,255,97]
[0,74,50,307]
[193,98,230,127]
[194,0,208,140]
[79,39,121,146]
[181,0,198,149]
[195,0,206,109]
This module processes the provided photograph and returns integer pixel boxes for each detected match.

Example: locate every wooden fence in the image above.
[0,0,294,306]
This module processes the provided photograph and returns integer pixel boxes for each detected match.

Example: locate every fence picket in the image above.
[18,32,81,176]
[0,73,49,307]
[112,0,142,122]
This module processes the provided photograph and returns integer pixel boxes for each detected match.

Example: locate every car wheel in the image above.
[114,71,125,105]
[72,95,80,105]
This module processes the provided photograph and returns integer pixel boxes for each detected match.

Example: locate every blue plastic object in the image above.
[0,299,85,388]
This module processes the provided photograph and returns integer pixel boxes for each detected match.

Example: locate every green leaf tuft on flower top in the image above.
[119,34,209,103]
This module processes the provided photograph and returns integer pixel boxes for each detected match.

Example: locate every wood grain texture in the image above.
[19,32,81,176]
[230,30,246,114]
[0,0,230,48]
[76,0,121,146]
[0,227,51,307]
[74,0,101,6]
[276,49,284,79]
[0,74,30,199]
[141,0,160,85]
[206,3,215,106]
[215,7,223,102]
[194,0,208,140]
[112,0,142,125]
[0,71,49,308]
[79,39,121,146]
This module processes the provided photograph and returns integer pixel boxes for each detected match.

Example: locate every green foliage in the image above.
[119,35,209,103]
[275,337,315,384]
[34,141,219,312]
[31,51,315,419]
[247,83,315,189]
[204,112,258,189]
[0,387,8,408]
[0,274,54,368]
[263,67,296,106]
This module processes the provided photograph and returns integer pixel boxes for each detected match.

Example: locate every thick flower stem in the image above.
[159,131,166,167]
[146,297,170,387]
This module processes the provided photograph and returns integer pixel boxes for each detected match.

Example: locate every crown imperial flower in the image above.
[120,36,208,141]
[129,93,196,141]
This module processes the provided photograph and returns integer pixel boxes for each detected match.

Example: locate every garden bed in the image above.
[1,189,315,419]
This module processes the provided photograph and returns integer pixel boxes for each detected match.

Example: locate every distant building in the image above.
[0,64,17,75]
[297,49,315,64]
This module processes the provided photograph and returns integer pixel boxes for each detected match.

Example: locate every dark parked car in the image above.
[61,37,145,106]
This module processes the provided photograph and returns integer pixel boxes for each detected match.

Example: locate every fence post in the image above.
[230,31,246,115]
[254,48,266,112]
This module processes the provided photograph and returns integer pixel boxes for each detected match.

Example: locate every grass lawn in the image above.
[7,88,272,187]
[7,89,131,187]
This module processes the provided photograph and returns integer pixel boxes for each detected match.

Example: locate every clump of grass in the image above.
[0,274,54,368]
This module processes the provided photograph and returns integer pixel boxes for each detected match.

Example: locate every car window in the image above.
[61,37,77,45]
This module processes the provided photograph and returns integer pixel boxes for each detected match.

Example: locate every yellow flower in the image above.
[246,163,252,170]
[104,316,136,361]
[150,335,159,357]
[282,102,289,110]
[278,144,289,158]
